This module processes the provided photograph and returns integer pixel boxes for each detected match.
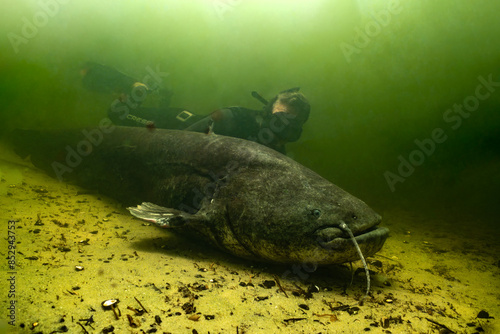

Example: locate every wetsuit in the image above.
[108,103,204,130]
[185,107,303,154]
[108,102,289,154]
[81,62,308,154]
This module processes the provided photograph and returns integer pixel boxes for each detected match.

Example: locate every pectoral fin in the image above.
[128,202,205,228]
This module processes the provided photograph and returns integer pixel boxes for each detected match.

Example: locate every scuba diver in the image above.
[81,62,310,154]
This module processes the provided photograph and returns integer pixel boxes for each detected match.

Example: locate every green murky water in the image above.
[1,1,499,333]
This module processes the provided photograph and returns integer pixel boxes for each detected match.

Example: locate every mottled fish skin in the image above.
[9,126,389,264]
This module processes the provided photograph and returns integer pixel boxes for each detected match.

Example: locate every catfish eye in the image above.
[352,215,357,220]
[311,209,321,218]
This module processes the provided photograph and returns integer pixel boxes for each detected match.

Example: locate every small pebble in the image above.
[261,280,276,289]
[477,310,492,319]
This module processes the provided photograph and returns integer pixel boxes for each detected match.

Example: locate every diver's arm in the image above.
[184,108,235,134]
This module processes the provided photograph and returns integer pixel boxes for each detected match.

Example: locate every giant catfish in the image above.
[9,125,389,265]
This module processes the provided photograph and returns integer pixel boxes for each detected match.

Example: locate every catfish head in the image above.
[212,156,389,265]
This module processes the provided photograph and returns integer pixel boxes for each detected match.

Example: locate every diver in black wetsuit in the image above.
[81,62,310,154]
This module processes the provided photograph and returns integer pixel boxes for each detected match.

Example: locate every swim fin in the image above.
[80,62,137,94]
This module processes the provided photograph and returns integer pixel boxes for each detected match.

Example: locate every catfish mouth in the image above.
[314,217,389,247]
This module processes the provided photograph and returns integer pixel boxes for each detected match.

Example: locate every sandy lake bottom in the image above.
[0,157,498,334]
